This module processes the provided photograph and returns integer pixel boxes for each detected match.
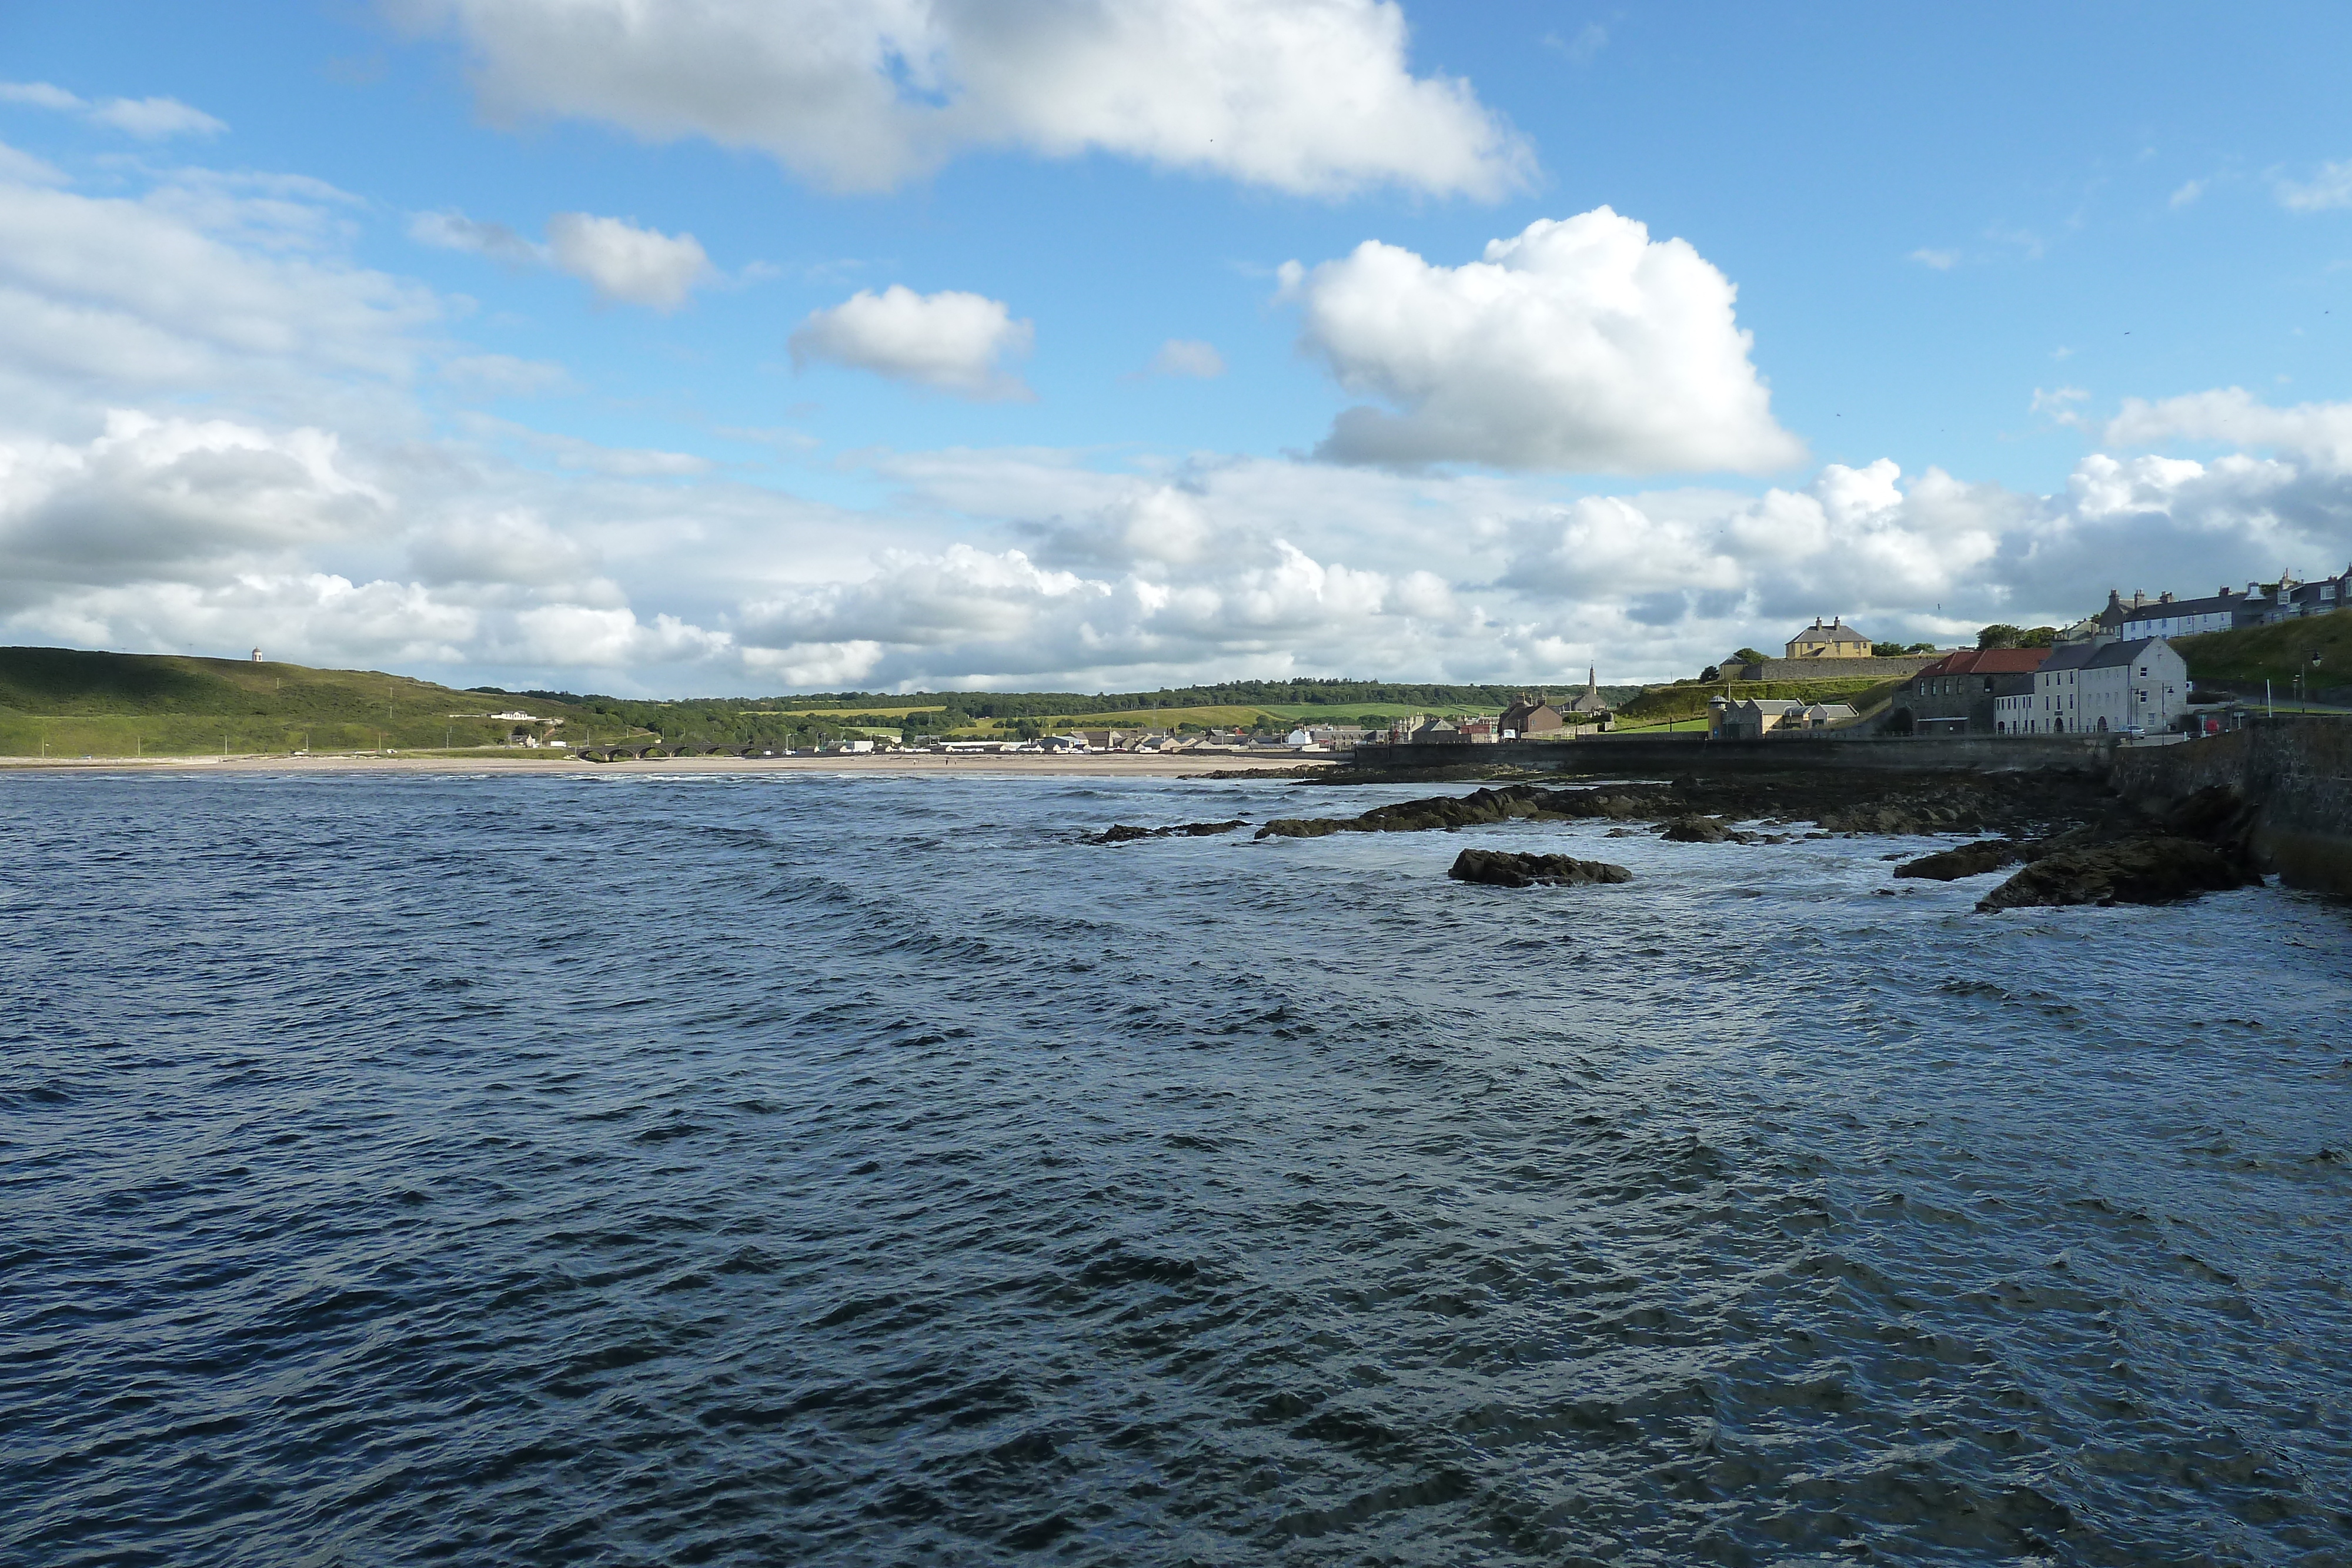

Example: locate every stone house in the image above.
[1891,648,2050,735]
[1785,617,1873,659]
[2079,637,2189,734]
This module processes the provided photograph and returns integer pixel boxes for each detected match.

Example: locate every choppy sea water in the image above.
[4,769,2350,1567]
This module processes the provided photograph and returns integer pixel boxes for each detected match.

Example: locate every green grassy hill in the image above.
[0,647,637,757]
[2174,613,2352,690]
[1612,675,1900,730]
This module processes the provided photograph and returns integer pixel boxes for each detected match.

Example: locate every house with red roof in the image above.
[1887,647,2052,735]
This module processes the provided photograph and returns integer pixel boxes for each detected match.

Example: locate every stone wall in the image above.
[1718,655,1942,683]
[2109,717,2352,892]
[1372,733,2114,776]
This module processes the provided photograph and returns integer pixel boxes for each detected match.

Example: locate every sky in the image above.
[1,0,2348,697]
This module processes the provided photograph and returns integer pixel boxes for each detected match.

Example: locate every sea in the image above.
[4,768,2349,1567]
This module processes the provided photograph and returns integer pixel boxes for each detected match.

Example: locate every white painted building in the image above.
[2013,641,2097,734]
[2079,637,2188,734]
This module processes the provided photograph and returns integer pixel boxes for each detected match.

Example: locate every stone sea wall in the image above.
[1718,655,1942,682]
[2110,717,2352,893]
[1377,733,2115,775]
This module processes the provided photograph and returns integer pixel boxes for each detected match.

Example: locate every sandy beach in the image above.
[0,750,1339,779]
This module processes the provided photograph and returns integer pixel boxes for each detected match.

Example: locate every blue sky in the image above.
[2,1,2347,693]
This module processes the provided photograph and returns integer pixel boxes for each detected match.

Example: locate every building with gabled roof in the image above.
[1890,647,2051,734]
[1785,617,1873,659]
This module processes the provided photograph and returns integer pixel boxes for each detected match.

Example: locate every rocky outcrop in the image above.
[1083,820,1246,845]
[1894,838,2025,880]
[1975,837,2256,911]
[1257,783,1670,840]
[1448,850,1632,888]
[1659,814,1748,844]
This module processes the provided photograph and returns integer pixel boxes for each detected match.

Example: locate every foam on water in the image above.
[3,771,2350,1565]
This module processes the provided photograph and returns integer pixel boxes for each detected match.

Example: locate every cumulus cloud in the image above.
[439,352,574,397]
[392,0,1531,198]
[410,208,714,309]
[1284,208,1805,474]
[790,285,1034,400]
[2106,388,2352,474]
[0,160,439,424]
[2276,159,2352,213]
[1147,338,1225,378]
[0,81,226,138]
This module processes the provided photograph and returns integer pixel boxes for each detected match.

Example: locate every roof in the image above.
[1789,618,1870,644]
[2120,591,2243,625]
[1726,698,1808,714]
[1914,647,2053,678]
[2037,643,2099,673]
[2084,636,2171,670]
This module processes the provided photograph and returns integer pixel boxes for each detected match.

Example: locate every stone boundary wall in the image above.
[2109,717,2352,892]
[1717,655,1942,683]
[1372,733,2114,775]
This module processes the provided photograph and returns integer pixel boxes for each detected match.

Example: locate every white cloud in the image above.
[0,81,225,138]
[409,208,539,265]
[543,212,711,310]
[0,141,66,186]
[0,166,439,425]
[2169,178,2206,209]
[410,208,715,309]
[2031,385,2090,430]
[2106,387,2352,474]
[1544,24,1608,65]
[1284,208,1805,474]
[392,0,1531,199]
[440,353,574,396]
[790,285,1034,400]
[1909,247,1958,269]
[2276,159,2352,213]
[1148,338,1225,378]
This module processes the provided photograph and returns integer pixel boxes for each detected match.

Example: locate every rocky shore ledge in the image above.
[1242,772,2263,910]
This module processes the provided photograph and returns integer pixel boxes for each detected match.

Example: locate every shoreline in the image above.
[0,751,1340,780]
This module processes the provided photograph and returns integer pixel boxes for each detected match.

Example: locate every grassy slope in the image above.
[2174,611,2352,687]
[1612,676,1896,729]
[0,647,639,757]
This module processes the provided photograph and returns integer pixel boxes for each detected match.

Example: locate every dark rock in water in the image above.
[1976,836,2254,911]
[1659,814,1749,844]
[1448,850,1632,888]
[1896,839,2025,881]
[1084,820,1245,845]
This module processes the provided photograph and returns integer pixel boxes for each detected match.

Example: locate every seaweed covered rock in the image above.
[1084,820,1245,845]
[1895,838,2025,881]
[1659,814,1749,844]
[1448,850,1632,888]
[1975,837,2254,911]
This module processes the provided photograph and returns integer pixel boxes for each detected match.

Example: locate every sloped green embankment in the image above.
[1612,676,1905,730]
[2174,614,2352,691]
[0,647,619,757]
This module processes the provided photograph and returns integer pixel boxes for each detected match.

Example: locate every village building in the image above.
[2012,642,2098,733]
[1784,617,1873,659]
[2077,637,2189,734]
[1497,695,1565,736]
[1708,697,1855,738]
[1890,647,2050,735]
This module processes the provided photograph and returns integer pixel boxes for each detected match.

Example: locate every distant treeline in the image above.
[472,678,1608,744]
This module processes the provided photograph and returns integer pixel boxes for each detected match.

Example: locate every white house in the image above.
[2013,641,2097,734]
[2077,637,2188,734]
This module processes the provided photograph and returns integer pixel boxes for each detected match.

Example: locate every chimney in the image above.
[2159,591,2173,604]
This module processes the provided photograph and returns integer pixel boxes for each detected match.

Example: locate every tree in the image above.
[1977,624,2025,650]
[2019,626,2058,647]
[1732,647,1768,664]
[1357,713,1387,729]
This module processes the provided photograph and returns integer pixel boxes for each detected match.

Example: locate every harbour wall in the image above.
[1372,733,2116,776]
[2109,717,2352,894]
[1366,722,2351,894]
